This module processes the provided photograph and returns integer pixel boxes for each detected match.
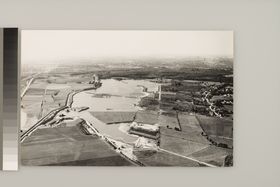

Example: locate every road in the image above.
[20,106,68,142]
[65,91,78,107]
[21,77,35,100]
[21,88,87,142]
[159,148,217,167]
[21,82,214,167]
[205,92,222,118]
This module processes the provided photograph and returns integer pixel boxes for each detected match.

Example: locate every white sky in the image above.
[21,30,233,64]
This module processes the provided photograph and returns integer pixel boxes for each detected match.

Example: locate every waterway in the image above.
[71,79,159,143]
[72,79,158,112]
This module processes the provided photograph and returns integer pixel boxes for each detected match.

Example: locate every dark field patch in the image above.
[26,88,45,95]
[160,127,210,144]
[162,80,203,92]
[134,110,158,124]
[209,136,233,148]
[90,111,136,124]
[196,115,233,138]
[160,132,209,156]
[21,125,134,166]
[46,156,133,166]
[188,146,233,166]
[178,113,203,132]
[134,150,201,167]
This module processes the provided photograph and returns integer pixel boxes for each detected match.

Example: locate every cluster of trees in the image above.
[139,97,159,108]
[210,84,233,96]
[173,103,193,112]
[224,154,233,167]
[166,125,181,132]
[206,136,230,149]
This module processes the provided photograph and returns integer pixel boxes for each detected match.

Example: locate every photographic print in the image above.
[20,30,233,167]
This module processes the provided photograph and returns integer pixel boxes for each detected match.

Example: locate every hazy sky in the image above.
[21,30,233,64]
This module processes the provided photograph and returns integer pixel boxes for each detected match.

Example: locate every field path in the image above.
[21,77,35,99]
[159,148,217,167]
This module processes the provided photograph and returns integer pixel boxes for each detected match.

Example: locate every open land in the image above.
[21,57,233,167]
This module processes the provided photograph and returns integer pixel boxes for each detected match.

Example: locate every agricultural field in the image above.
[160,130,210,156]
[21,72,94,130]
[134,150,201,167]
[158,113,180,129]
[21,125,134,166]
[196,115,233,148]
[196,115,233,138]
[178,112,203,132]
[158,112,233,166]
[90,111,136,124]
[134,110,159,125]
[188,146,233,167]
[160,127,209,144]
[21,58,233,167]
[162,80,203,93]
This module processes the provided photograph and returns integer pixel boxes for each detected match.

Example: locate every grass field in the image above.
[160,127,210,144]
[178,113,202,132]
[134,110,158,124]
[158,113,180,129]
[209,136,233,148]
[188,146,233,166]
[134,110,180,129]
[21,125,134,166]
[134,150,201,167]
[90,111,136,124]
[159,126,232,166]
[196,115,233,138]
[160,132,210,156]
[162,80,203,92]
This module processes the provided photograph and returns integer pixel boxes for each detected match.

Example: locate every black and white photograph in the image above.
[20,30,233,167]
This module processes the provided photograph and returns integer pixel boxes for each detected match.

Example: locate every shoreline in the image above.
[20,80,148,165]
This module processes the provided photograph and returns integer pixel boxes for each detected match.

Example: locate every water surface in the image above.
[71,79,158,143]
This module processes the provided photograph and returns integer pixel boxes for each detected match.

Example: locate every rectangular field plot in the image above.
[196,115,233,138]
[134,150,201,167]
[21,126,134,166]
[90,111,136,124]
[188,146,233,167]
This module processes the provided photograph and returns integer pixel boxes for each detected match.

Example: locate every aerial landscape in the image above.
[20,30,233,167]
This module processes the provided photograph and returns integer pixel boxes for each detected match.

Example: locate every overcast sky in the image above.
[21,30,233,64]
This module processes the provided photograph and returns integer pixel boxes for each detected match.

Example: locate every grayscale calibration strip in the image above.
[1,28,19,171]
